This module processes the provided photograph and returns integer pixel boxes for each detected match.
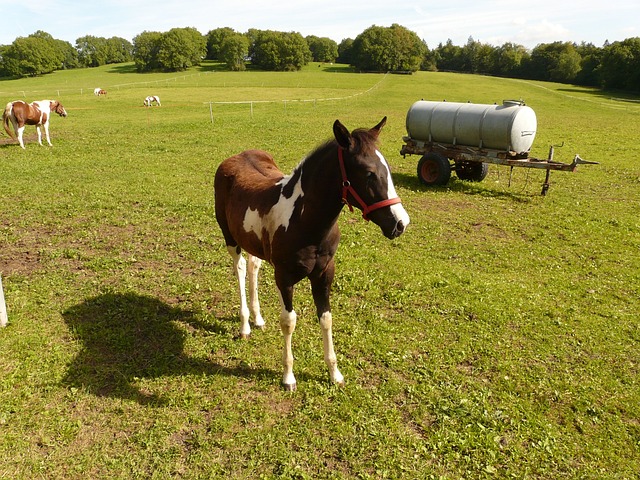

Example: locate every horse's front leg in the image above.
[311,260,344,386]
[275,275,297,391]
[43,123,52,146]
[227,245,251,338]
[247,254,265,329]
[35,125,43,146]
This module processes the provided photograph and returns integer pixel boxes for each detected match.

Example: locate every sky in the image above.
[1,0,638,50]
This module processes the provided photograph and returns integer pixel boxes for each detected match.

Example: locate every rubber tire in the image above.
[455,161,489,182]
[417,153,451,186]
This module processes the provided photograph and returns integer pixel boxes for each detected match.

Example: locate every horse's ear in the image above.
[333,120,353,150]
[370,116,387,139]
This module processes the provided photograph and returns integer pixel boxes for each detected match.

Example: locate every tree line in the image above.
[1,25,638,92]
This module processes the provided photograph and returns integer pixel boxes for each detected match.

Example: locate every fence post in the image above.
[0,274,7,327]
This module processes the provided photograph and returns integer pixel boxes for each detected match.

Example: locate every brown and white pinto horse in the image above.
[214,117,410,390]
[2,100,67,149]
[144,95,161,107]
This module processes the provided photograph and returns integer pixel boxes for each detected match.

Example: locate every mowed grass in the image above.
[1,62,639,478]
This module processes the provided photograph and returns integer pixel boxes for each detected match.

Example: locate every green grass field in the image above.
[1,62,639,478]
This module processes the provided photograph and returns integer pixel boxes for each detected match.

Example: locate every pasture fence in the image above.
[203,73,388,123]
[0,71,215,99]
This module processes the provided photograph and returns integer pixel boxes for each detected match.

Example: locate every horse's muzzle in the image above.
[375,204,410,239]
[382,219,407,239]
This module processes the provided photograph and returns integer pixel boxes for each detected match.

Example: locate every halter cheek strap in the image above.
[338,147,402,221]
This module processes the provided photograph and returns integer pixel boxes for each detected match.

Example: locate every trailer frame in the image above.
[400,136,597,195]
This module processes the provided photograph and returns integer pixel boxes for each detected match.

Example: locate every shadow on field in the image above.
[393,171,536,202]
[62,292,276,405]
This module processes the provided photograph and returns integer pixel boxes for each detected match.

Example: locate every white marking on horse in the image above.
[242,166,305,245]
[376,150,411,229]
[144,95,161,106]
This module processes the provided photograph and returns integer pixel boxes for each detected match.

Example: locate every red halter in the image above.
[338,147,402,221]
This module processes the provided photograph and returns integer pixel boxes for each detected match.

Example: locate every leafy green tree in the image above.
[250,30,310,71]
[420,45,438,72]
[206,27,237,60]
[306,35,338,63]
[220,34,249,71]
[133,31,163,72]
[156,27,206,71]
[0,45,9,76]
[76,35,132,67]
[434,39,465,71]
[105,37,133,64]
[461,37,495,74]
[597,37,640,90]
[574,42,601,87]
[351,25,393,71]
[55,38,79,69]
[524,41,581,83]
[388,24,428,72]
[337,38,354,65]
[76,35,108,67]
[492,42,529,77]
[2,31,64,76]
[351,24,426,72]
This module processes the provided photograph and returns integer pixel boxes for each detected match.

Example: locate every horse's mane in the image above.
[307,127,379,160]
[291,126,380,180]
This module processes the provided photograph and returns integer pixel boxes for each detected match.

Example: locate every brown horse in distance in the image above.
[2,100,68,149]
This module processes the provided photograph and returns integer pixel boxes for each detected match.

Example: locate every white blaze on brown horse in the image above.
[2,100,67,149]
[214,117,410,390]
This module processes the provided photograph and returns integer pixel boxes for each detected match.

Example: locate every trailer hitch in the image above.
[541,144,598,195]
[570,154,599,168]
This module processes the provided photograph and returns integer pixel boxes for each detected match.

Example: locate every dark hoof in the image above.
[237,333,251,340]
[282,382,297,392]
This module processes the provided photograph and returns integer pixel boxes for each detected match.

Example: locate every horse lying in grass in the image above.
[214,117,410,390]
[2,100,68,149]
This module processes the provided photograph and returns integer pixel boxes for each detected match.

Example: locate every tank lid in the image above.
[503,100,525,107]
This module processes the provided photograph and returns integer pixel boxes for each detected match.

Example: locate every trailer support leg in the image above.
[541,169,551,196]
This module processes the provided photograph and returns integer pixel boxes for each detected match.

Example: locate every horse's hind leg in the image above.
[227,245,251,338]
[247,254,265,329]
[17,126,26,149]
[276,283,298,391]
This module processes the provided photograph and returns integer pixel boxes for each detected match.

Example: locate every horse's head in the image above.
[333,117,410,239]
[51,101,67,118]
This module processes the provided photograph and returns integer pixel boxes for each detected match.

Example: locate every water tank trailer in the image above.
[400,100,597,195]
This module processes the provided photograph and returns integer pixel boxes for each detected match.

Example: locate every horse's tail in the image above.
[2,102,15,139]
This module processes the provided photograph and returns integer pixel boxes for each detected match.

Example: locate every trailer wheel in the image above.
[455,161,489,182]
[417,153,451,186]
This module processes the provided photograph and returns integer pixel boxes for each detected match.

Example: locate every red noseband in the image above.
[338,147,402,221]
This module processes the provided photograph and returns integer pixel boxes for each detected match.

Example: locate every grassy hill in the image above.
[1,62,639,478]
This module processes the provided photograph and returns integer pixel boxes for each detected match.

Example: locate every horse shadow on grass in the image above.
[61,292,277,405]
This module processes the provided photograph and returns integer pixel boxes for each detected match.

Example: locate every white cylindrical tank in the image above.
[405,100,537,154]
